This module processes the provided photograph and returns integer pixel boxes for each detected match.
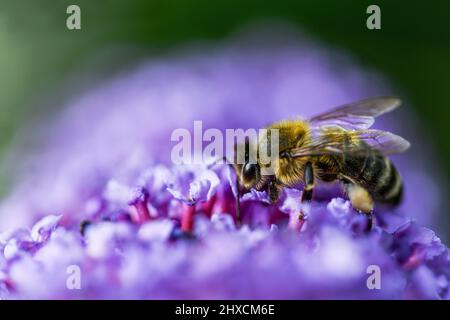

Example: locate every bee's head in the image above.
[240,161,261,189]
[233,138,263,191]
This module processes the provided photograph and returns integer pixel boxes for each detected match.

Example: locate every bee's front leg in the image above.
[268,180,280,204]
[299,162,315,220]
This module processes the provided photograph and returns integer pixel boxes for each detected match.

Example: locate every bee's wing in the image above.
[309,97,401,130]
[289,129,410,157]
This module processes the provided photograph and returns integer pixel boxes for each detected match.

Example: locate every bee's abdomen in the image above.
[371,156,403,205]
[343,150,403,205]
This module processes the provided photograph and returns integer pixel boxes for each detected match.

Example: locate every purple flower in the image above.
[0,26,448,299]
[30,215,62,243]
[166,165,220,205]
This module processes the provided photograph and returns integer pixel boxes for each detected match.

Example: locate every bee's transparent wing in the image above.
[289,129,410,157]
[309,97,401,130]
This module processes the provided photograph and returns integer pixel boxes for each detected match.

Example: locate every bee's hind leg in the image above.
[345,183,374,231]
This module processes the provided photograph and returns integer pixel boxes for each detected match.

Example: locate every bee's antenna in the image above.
[206,156,229,169]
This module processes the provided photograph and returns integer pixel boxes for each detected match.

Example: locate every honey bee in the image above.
[233,97,410,228]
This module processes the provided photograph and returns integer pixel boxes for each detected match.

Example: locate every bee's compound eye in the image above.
[242,162,257,181]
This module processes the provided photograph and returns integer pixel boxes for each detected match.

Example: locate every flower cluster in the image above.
[0,164,448,299]
[0,26,448,299]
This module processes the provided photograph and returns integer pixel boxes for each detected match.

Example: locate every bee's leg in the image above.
[345,183,374,231]
[235,177,242,227]
[299,162,315,220]
[268,180,280,204]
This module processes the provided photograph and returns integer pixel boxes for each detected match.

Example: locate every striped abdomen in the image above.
[341,147,403,205]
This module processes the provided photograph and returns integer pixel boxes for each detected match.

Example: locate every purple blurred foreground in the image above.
[0,28,448,299]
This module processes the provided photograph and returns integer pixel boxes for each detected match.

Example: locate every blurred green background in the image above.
[0,0,449,199]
